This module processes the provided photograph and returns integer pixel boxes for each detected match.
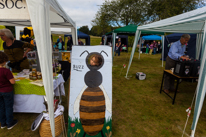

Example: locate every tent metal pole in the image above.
[138,37,141,60]
[161,35,165,67]
[104,36,107,45]
[112,32,116,65]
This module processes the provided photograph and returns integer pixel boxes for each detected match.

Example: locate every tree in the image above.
[91,2,113,36]
[147,0,206,22]
[79,26,90,35]
[92,0,148,28]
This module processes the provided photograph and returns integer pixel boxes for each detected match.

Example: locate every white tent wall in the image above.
[191,20,206,137]
[71,27,78,45]
[196,33,203,59]
[26,0,55,136]
[126,6,206,136]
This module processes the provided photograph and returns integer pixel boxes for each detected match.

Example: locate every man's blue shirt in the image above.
[168,40,186,60]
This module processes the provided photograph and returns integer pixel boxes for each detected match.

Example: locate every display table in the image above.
[160,70,198,104]
[13,74,65,113]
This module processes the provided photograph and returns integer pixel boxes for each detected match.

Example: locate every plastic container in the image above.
[136,72,146,80]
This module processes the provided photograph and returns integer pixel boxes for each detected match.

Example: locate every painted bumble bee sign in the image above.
[68,46,112,137]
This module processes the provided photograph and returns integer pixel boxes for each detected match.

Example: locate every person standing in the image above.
[164,34,190,93]
[0,29,34,72]
[149,42,154,55]
[153,40,157,54]
[0,51,17,130]
[78,38,83,45]
[157,41,161,53]
[145,43,150,54]
[102,37,105,45]
[116,38,121,56]
[67,36,72,51]
[55,38,65,51]
[57,36,61,43]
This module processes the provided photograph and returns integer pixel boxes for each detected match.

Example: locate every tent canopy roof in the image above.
[106,24,164,35]
[142,35,161,40]
[137,6,206,33]
[16,26,72,35]
[106,24,138,35]
[0,0,76,29]
[65,30,90,38]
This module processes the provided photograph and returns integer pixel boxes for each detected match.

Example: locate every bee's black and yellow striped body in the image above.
[80,87,105,136]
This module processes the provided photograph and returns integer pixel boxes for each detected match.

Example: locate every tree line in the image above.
[79,0,205,36]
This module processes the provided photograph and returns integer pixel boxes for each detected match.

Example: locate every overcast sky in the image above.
[57,0,105,29]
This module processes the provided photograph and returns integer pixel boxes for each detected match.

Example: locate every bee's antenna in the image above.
[80,50,89,57]
[100,50,108,57]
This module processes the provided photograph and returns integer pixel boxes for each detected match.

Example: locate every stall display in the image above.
[27,51,41,71]
[13,70,65,113]
[61,51,71,63]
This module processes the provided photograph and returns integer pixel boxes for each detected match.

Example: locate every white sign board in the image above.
[68,45,112,136]
[0,0,30,20]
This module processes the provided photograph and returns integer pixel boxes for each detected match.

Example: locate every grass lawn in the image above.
[1,37,206,136]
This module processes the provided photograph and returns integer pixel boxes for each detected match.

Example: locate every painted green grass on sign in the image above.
[68,116,112,137]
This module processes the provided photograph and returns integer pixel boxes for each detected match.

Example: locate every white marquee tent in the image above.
[126,6,206,137]
[0,0,77,136]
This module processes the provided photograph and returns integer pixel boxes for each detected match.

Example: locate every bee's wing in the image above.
[73,85,87,115]
[100,84,112,114]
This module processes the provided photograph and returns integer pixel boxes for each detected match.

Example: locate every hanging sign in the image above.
[0,0,30,20]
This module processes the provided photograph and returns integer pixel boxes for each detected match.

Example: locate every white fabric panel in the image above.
[196,33,203,59]
[53,74,65,96]
[71,27,77,45]
[125,30,141,78]
[26,1,55,136]
[15,26,22,40]
[46,0,75,27]
[191,21,206,136]
[13,94,45,113]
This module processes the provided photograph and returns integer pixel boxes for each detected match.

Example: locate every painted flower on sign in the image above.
[70,123,75,127]
[106,126,110,130]
[76,128,81,134]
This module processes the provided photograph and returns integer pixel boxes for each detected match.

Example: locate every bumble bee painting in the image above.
[69,46,112,137]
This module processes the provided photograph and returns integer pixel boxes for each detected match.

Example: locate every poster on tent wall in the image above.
[68,46,112,137]
[0,0,30,20]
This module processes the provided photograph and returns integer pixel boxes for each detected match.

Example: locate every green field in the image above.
[0,36,206,137]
